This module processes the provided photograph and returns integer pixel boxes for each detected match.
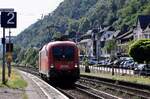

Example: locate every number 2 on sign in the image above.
[7,12,15,24]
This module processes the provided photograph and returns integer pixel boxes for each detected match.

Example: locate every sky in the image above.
[0,0,64,38]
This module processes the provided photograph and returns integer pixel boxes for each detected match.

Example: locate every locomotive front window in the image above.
[64,47,74,60]
[53,46,74,61]
[53,47,63,60]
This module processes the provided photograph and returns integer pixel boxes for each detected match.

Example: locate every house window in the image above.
[148,34,150,39]
[107,34,110,38]
[144,34,150,39]
[144,34,148,38]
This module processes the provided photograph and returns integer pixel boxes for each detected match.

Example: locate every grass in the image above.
[22,93,28,99]
[0,66,27,89]
[80,72,150,85]
[0,64,28,99]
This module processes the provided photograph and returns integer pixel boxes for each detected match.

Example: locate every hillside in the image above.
[13,0,150,66]
[14,0,150,48]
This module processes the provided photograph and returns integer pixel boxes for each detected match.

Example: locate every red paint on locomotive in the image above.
[39,41,80,83]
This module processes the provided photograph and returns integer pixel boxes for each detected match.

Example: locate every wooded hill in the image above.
[14,0,150,48]
[13,0,150,66]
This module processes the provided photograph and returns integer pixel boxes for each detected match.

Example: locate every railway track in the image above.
[57,85,104,99]
[13,65,150,99]
[79,74,150,99]
[57,83,120,99]
[15,65,118,99]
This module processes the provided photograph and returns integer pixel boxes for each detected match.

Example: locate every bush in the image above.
[129,39,150,64]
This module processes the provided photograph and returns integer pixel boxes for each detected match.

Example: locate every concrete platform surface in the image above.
[19,70,69,99]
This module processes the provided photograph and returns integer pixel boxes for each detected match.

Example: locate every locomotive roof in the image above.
[40,41,77,52]
[48,41,76,46]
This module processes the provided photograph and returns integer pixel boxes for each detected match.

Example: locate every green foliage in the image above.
[67,19,79,32]
[122,40,135,53]
[53,32,62,39]
[129,39,150,63]
[14,0,150,48]
[14,47,38,67]
[82,56,88,66]
[104,39,116,54]
[0,68,27,89]
[13,0,150,68]
[78,17,91,32]
[15,48,26,63]
[115,0,150,29]
[23,48,38,67]
[142,4,150,14]
[13,45,21,61]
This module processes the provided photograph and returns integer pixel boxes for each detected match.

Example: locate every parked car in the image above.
[120,60,135,69]
[134,64,150,76]
[113,59,123,68]
[98,60,105,65]
[125,60,135,69]
[98,59,112,65]
[114,57,135,69]
[88,58,98,65]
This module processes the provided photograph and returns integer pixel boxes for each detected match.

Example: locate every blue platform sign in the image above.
[1,12,17,28]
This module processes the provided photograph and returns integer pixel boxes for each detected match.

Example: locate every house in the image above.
[133,15,150,39]
[99,26,115,57]
[79,30,94,58]
[116,29,133,56]
[79,26,116,59]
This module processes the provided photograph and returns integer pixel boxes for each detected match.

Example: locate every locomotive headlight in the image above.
[50,64,54,68]
[75,64,78,68]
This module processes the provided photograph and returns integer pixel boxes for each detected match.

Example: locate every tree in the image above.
[104,39,116,55]
[122,40,135,54]
[129,39,150,64]
[104,39,117,75]
[13,45,21,61]
[52,32,62,40]
[78,17,91,32]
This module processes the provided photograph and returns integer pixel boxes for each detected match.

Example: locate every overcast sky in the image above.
[0,0,64,38]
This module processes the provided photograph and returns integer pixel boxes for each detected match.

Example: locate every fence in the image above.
[80,65,134,75]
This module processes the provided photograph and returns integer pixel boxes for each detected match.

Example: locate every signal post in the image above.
[6,29,13,77]
[0,8,17,84]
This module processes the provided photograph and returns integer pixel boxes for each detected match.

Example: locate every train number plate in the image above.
[61,65,68,68]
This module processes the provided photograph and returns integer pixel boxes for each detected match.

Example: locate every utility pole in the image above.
[8,29,11,77]
[2,28,6,84]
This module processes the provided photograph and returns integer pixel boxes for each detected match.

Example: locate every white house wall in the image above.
[79,39,93,57]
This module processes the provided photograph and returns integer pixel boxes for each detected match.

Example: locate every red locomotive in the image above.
[39,41,80,83]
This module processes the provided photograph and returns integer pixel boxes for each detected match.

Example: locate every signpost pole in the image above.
[2,28,6,84]
[0,8,16,83]
[8,29,11,77]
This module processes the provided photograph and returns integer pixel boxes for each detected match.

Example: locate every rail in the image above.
[80,74,150,99]
[13,65,150,99]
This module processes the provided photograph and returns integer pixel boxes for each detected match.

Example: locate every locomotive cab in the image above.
[39,41,80,83]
